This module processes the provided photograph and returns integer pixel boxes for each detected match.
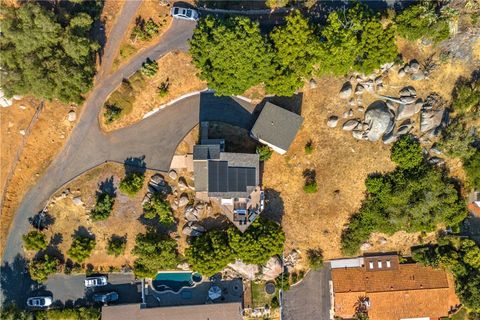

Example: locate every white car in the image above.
[85,276,108,288]
[27,296,53,308]
[170,7,199,21]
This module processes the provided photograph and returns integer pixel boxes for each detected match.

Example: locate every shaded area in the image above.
[199,93,257,129]
[0,254,39,307]
[262,188,285,224]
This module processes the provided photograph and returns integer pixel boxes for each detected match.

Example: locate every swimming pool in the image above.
[152,271,202,293]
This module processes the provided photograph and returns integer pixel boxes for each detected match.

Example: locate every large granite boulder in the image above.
[364,100,394,142]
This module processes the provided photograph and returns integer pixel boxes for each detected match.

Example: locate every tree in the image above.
[140,58,158,77]
[103,104,123,124]
[395,2,450,43]
[22,231,47,251]
[28,255,59,282]
[107,235,127,257]
[67,236,96,263]
[90,192,115,221]
[35,307,101,320]
[143,193,174,225]
[307,248,324,270]
[464,151,480,190]
[453,78,480,114]
[131,17,159,41]
[132,231,179,278]
[437,119,476,160]
[390,135,424,169]
[190,16,273,95]
[0,3,99,104]
[256,145,273,161]
[119,172,145,196]
[267,10,320,96]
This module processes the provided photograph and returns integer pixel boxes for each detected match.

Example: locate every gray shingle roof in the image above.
[250,102,304,152]
[193,144,221,160]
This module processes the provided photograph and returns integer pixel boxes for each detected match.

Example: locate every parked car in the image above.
[27,296,53,308]
[85,276,107,288]
[93,292,119,304]
[170,7,199,21]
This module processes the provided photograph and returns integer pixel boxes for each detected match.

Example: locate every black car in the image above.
[93,292,119,304]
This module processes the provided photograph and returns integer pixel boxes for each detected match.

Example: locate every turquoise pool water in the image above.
[152,272,202,292]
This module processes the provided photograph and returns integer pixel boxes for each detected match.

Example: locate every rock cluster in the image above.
[398,59,426,81]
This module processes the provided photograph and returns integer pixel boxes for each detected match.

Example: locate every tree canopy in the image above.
[28,255,59,282]
[142,193,174,225]
[67,236,96,263]
[0,2,100,104]
[22,231,47,251]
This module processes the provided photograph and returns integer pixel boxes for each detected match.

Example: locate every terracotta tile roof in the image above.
[468,202,480,217]
[332,262,459,320]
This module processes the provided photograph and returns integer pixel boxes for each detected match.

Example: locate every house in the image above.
[102,302,243,320]
[250,102,304,155]
[193,127,263,232]
[330,254,460,320]
[467,190,480,216]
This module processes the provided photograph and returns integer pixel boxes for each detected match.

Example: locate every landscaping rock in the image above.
[178,194,189,207]
[339,81,353,99]
[409,59,420,72]
[349,98,356,107]
[355,84,365,95]
[411,71,426,81]
[360,242,372,251]
[400,96,416,104]
[67,110,76,122]
[150,174,164,185]
[398,68,406,78]
[429,157,445,165]
[396,103,418,121]
[178,177,188,190]
[377,237,388,245]
[262,256,283,281]
[342,119,360,131]
[420,108,446,134]
[72,196,83,206]
[177,262,190,271]
[19,129,26,135]
[352,130,364,140]
[185,205,199,221]
[364,101,394,141]
[327,116,339,128]
[397,119,414,135]
[228,260,259,280]
[358,107,365,113]
[309,78,318,89]
[168,169,178,180]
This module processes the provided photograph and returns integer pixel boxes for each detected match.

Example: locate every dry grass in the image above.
[111,1,172,72]
[102,52,207,132]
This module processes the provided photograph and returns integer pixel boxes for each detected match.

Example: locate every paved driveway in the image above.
[283,264,332,320]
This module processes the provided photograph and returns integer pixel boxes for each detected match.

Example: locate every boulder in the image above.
[349,98,356,107]
[150,174,164,185]
[327,116,339,128]
[398,68,406,78]
[228,260,259,280]
[360,242,372,251]
[178,194,189,207]
[262,256,283,281]
[177,262,190,271]
[342,119,360,131]
[355,84,365,95]
[376,83,384,91]
[411,71,426,81]
[415,99,423,113]
[364,101,394,142]
[429,157,445,165]
[19,129,26,135]
[184,205,199,221]
[400,96,416,104]
[309,79,318,89]
[339,82,353,99]
[404,65,412,74]
[72,196,83,206]
[397,119,414,135]
[420,108,446,133]
[356,96,363,106]
[168,169,178,180]
[352,130,364,140]
[409,59,420,72]
[377,237,388,245]
[396,103,418,121]
[67,110,76,122]
[178,177,188,190]
[399,86,416,97]
[375,76,383,85]
[358,107,365,113]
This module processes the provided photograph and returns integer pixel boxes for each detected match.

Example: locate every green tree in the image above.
[36,307,101,320]
[307,248,324,270]
[132,231,179,278]
[267,11,320,96]
[140,58,158,77]
[453,78,480,114]
[22,231,47,251]
[256,145,273,161]
[90,192,115,221]
[190,16,273,95]
[437,119,476,160]
[390,135,424,169]
[107,235,127,257]
[131,17,159,41]
[143,193,174,225]
[67,236,96,263]
[395,2,450,43]
[0,306,34,320]
[103,104,123,124]
[464,151,480,190]
[0,3,99,104]
[119,172,145,196]
[28,255,59,282]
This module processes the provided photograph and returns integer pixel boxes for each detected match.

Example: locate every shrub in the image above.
[270,296,280,308]
[140,58,158,77]
[107,235,127,257]
[157,80,169,97]
[119,172,145,196]
[453,79,480,114]
[36,307,101,320]
[464,151,480,190]
[90,193,115,221]
[103,104,123,124]
[131,17,159,41]
[303,181,318,193]
[304,140,314,154]
[67,236,96,263]
[28,255,59,282]
[256,145,273,161]
[275,273,290,291]
[437,119,476,160]
[22,231,47,251]
[307,249,323,270]
[390,135,423,169]
[143,193,174,225]
[265,0,289,8]
[303,169,317,193]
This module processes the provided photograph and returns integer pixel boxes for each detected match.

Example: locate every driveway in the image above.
[283,264,332,320]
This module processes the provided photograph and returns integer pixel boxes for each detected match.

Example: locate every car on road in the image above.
[27,296,53,308]
[170,7,199,21]
[85,276,108,288]
[93,292,119,304]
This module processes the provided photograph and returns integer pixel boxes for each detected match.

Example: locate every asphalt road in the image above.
[283,265,332,320]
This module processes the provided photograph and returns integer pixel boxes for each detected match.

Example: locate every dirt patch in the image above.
[1,99,77,257]
[102,52,206,132]
[111,1,172,72]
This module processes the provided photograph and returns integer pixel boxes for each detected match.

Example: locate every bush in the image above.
[464,151,480,190]
[437,119,476,160]
[131,17,159,41]
[256,145,273,161]
[157,80,169,97]
[390,135,424,169]
[140,58,158,77]
[28,255,59,282]
[304,140,314,154]
[119,172,145,196]
[265,0,289,8]
[270,295,280,308]
[107,235,127,257]
[303,169,317,193]
[395,2,451,43]
[143,193,174,225]
[275,273,290,291]
[22,231,47,251]
[36,307,101,320]
[303,182,318,193]
[307,249,323,270]
[132,231,179,278]
[67,236,96,263]
[103,104,123,124]
[453,79,480,114]
[90,192,115,221]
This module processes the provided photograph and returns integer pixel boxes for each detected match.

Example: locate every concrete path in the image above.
[283,265,332,320]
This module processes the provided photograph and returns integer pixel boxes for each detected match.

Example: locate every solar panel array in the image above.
[208,161,255,193]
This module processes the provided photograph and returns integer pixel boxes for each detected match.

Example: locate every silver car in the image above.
[27,296,53,308]
[170,7,199,21]
[85,276,108,288]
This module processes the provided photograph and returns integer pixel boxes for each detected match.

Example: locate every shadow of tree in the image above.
[29,211,55,231]
[73,226,95,240]
[303,168,316,185]
[263,188,285,224]
[97,176,116,197]
[0,254,40,307]
[124,156,147,175]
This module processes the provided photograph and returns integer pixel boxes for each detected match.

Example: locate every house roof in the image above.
[250,102,304,152]
[193,144,221,160]
[102,302,243,320]
[468,202,480,217]
[331,261,459,320]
